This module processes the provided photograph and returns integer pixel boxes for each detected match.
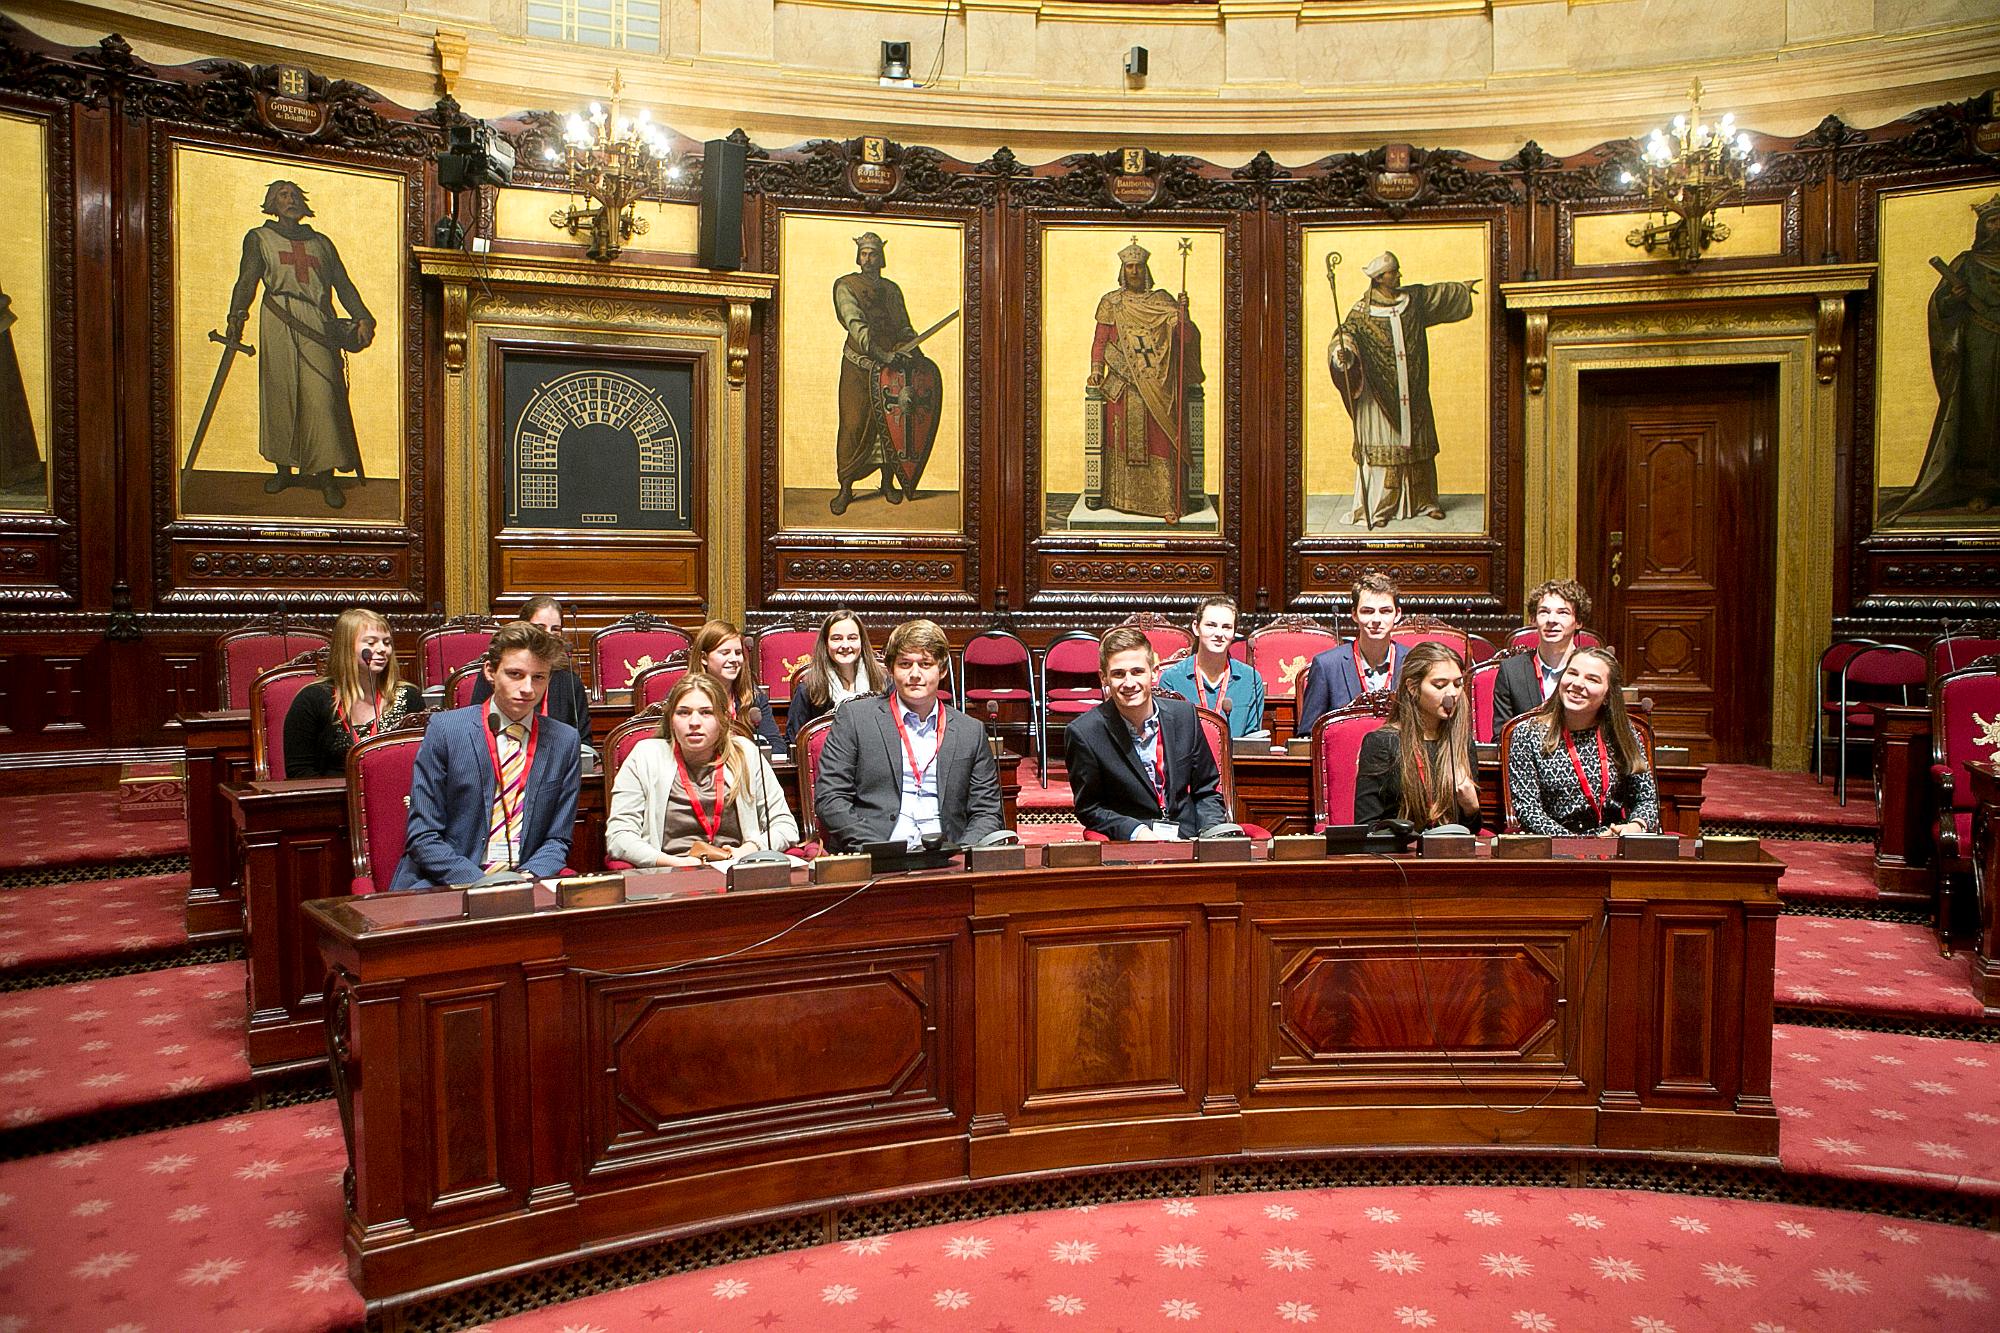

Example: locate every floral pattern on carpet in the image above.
[0,791,187,870]
[0,873,191,970]
[1702,764,1879,830]
[1766,841,1882,905]
[1774,916,1983,1020]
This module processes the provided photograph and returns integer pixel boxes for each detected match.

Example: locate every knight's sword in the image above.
[183,328,256,471]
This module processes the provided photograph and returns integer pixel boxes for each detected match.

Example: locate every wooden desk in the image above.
[1872,704,1936,902]
[180,708,254,941]
[311,845,1780,1306]
[1961,762,2000,1011]
[1233,750,1708,838]
[221,751,1017,1076]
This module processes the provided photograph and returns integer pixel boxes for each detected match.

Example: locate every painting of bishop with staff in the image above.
[1087,236,1204,522]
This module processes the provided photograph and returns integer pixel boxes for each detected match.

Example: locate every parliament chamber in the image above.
[0,1,1997,1329]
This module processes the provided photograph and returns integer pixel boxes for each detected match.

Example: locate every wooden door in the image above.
[1578,367,1778,764]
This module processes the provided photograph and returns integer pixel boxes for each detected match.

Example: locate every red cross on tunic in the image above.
[278,237,321,285]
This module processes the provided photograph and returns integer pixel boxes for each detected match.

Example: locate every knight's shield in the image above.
[877,351,942,492]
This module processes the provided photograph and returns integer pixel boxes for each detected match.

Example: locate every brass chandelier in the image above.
[1621,79,1763,267]
[544,71,680,262]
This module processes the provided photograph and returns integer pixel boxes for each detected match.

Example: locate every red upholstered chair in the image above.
[344,713,433,894]
[1038,632,1106,787]
[600,705,667,871]
[1191,703,1271,838]
[1506,626,1605,651]
[958,628,1038,756]
[1469,647,1532,745]
[248,649,331,781]
[1499,711,1656,832]
[442,659,486,710]
[1246,616,1340,741]
[1117,611,1194,663]
[1462,633,1498,664]
[1930,626,2000,683]
[591,614,693,700]
[1308,691,1395,830]
[1812,638,1878,781]
[215,622,329,710]
[1160,644,1192,668]
[754,620,819,706]
[1391,614,1473,659]
[1833,644,1927,805]
[1929,661,2000,945]
[793,714,839,850]
[630,652,692,711]
[417,616,502,689]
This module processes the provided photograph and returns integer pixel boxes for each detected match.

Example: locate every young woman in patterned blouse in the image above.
[1504,645,1659,836]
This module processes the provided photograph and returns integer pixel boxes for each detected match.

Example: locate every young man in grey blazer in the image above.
[813,618,1005,851]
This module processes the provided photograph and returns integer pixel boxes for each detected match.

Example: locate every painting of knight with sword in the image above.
[184,178,376,511]
[830,230,954,517]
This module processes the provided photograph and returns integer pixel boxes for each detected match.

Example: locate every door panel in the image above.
[1578,368,1777,765]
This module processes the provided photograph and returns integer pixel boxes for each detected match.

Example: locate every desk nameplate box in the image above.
[463,882,536,918]
[1697,835,1762,863]
[1418,832,1477,857]
[967,843,1031,873]
[1268,834,1325,861]
[1044,841,1102,868]
[1618,833,1682,861]
[811,853,872,884]
[726,860,795,891]
[1193,835,1253,863]
[1490,834,1552,859]
[557,874,626,908]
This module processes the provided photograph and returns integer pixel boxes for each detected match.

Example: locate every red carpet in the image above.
[0,1099,361,1332]
[1776,917,1986,1020]
[0,790,188,869]
[1774,1023,2000,1196]
[0,962,248,1132]
[1703,763,1879,831]
[0,872,190,970]
[1767,840,1882,904]
[481,1183,1999,1332]
[1015,755,1074,810]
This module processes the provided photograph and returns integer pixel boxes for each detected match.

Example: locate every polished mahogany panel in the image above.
[313,848,1780,1306]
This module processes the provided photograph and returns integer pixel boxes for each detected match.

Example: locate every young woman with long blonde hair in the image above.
[281,607,422,778]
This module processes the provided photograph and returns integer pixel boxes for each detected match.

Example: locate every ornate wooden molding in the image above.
[1500,263,1877,312]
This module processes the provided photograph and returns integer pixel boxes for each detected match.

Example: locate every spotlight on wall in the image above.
[880,40,912,84]
[1124,46,1148,80]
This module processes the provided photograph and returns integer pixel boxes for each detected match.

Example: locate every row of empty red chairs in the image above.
[1815,620,2000,805]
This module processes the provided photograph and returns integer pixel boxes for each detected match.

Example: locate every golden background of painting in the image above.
[172,146,404,502]
[1874,180,1995,520]
[493,189,700,255]
[1039,225,1226,499]
[1571,204,1786,266]
[776,211,964,530]
[1301,222,1490,504]
[0,111,50,500]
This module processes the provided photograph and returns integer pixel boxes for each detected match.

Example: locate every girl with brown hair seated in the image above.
[1352,640,1482,832]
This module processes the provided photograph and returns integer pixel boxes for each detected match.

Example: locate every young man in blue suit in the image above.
[1296,571,1407,734]
[1065,627,1227,841]
[391,621,582,889]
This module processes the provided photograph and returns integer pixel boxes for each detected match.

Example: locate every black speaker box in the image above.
[698,138,746,271]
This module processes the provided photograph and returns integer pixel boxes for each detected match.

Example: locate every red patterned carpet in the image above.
[0,871,190,970]
[0,1100,361,1332]
[1776,917,1986,1020]
[0,790,188,870]
[1702,763,1879,831]
[1766,840,1882,905]
[479,1184,2000,1332]
[1773,1024,2000,1196]
[0,962,249,1134]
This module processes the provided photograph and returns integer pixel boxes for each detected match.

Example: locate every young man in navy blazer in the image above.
[1065,627,1227,841]
[1492,578,1592,730]
[391,622,582,889]
[1296,571,1407,734]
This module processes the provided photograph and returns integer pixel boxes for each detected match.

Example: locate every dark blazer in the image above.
[1064,697,1227,841]
[1297,641,1408,732]
[814,694,1003,850]
[390,704,582,889]
[282,680,424,780]
[1352,728,1484,833]
[470,667,591,742]
[1490,651,1560,731]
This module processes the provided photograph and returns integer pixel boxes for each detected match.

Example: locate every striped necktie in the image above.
[483,721,527,871]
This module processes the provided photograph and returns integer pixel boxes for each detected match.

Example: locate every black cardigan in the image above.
[1352,728,1484,832]
[281,680,425,779]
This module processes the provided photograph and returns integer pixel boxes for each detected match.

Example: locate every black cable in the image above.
[570,875,877,981]
[914,0,953,90]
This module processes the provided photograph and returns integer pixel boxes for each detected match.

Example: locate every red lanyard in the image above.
[892,700,946,786]
[337,689,386,745]
[1565,728,1612,823]
[1148,725,1168,814]
[1195,666,1226,712]
[482,712,539,842]
[674,750,729,842]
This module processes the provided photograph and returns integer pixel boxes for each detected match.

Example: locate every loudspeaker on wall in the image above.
[699,138,747,271]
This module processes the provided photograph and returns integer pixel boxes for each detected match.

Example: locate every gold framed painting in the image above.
[775,211,965,533]
[1037,224,1227,537]
[1299,221,1491,536]
[171,144,406,524]
[0,107,50,515]
[1873,180,2000,532]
